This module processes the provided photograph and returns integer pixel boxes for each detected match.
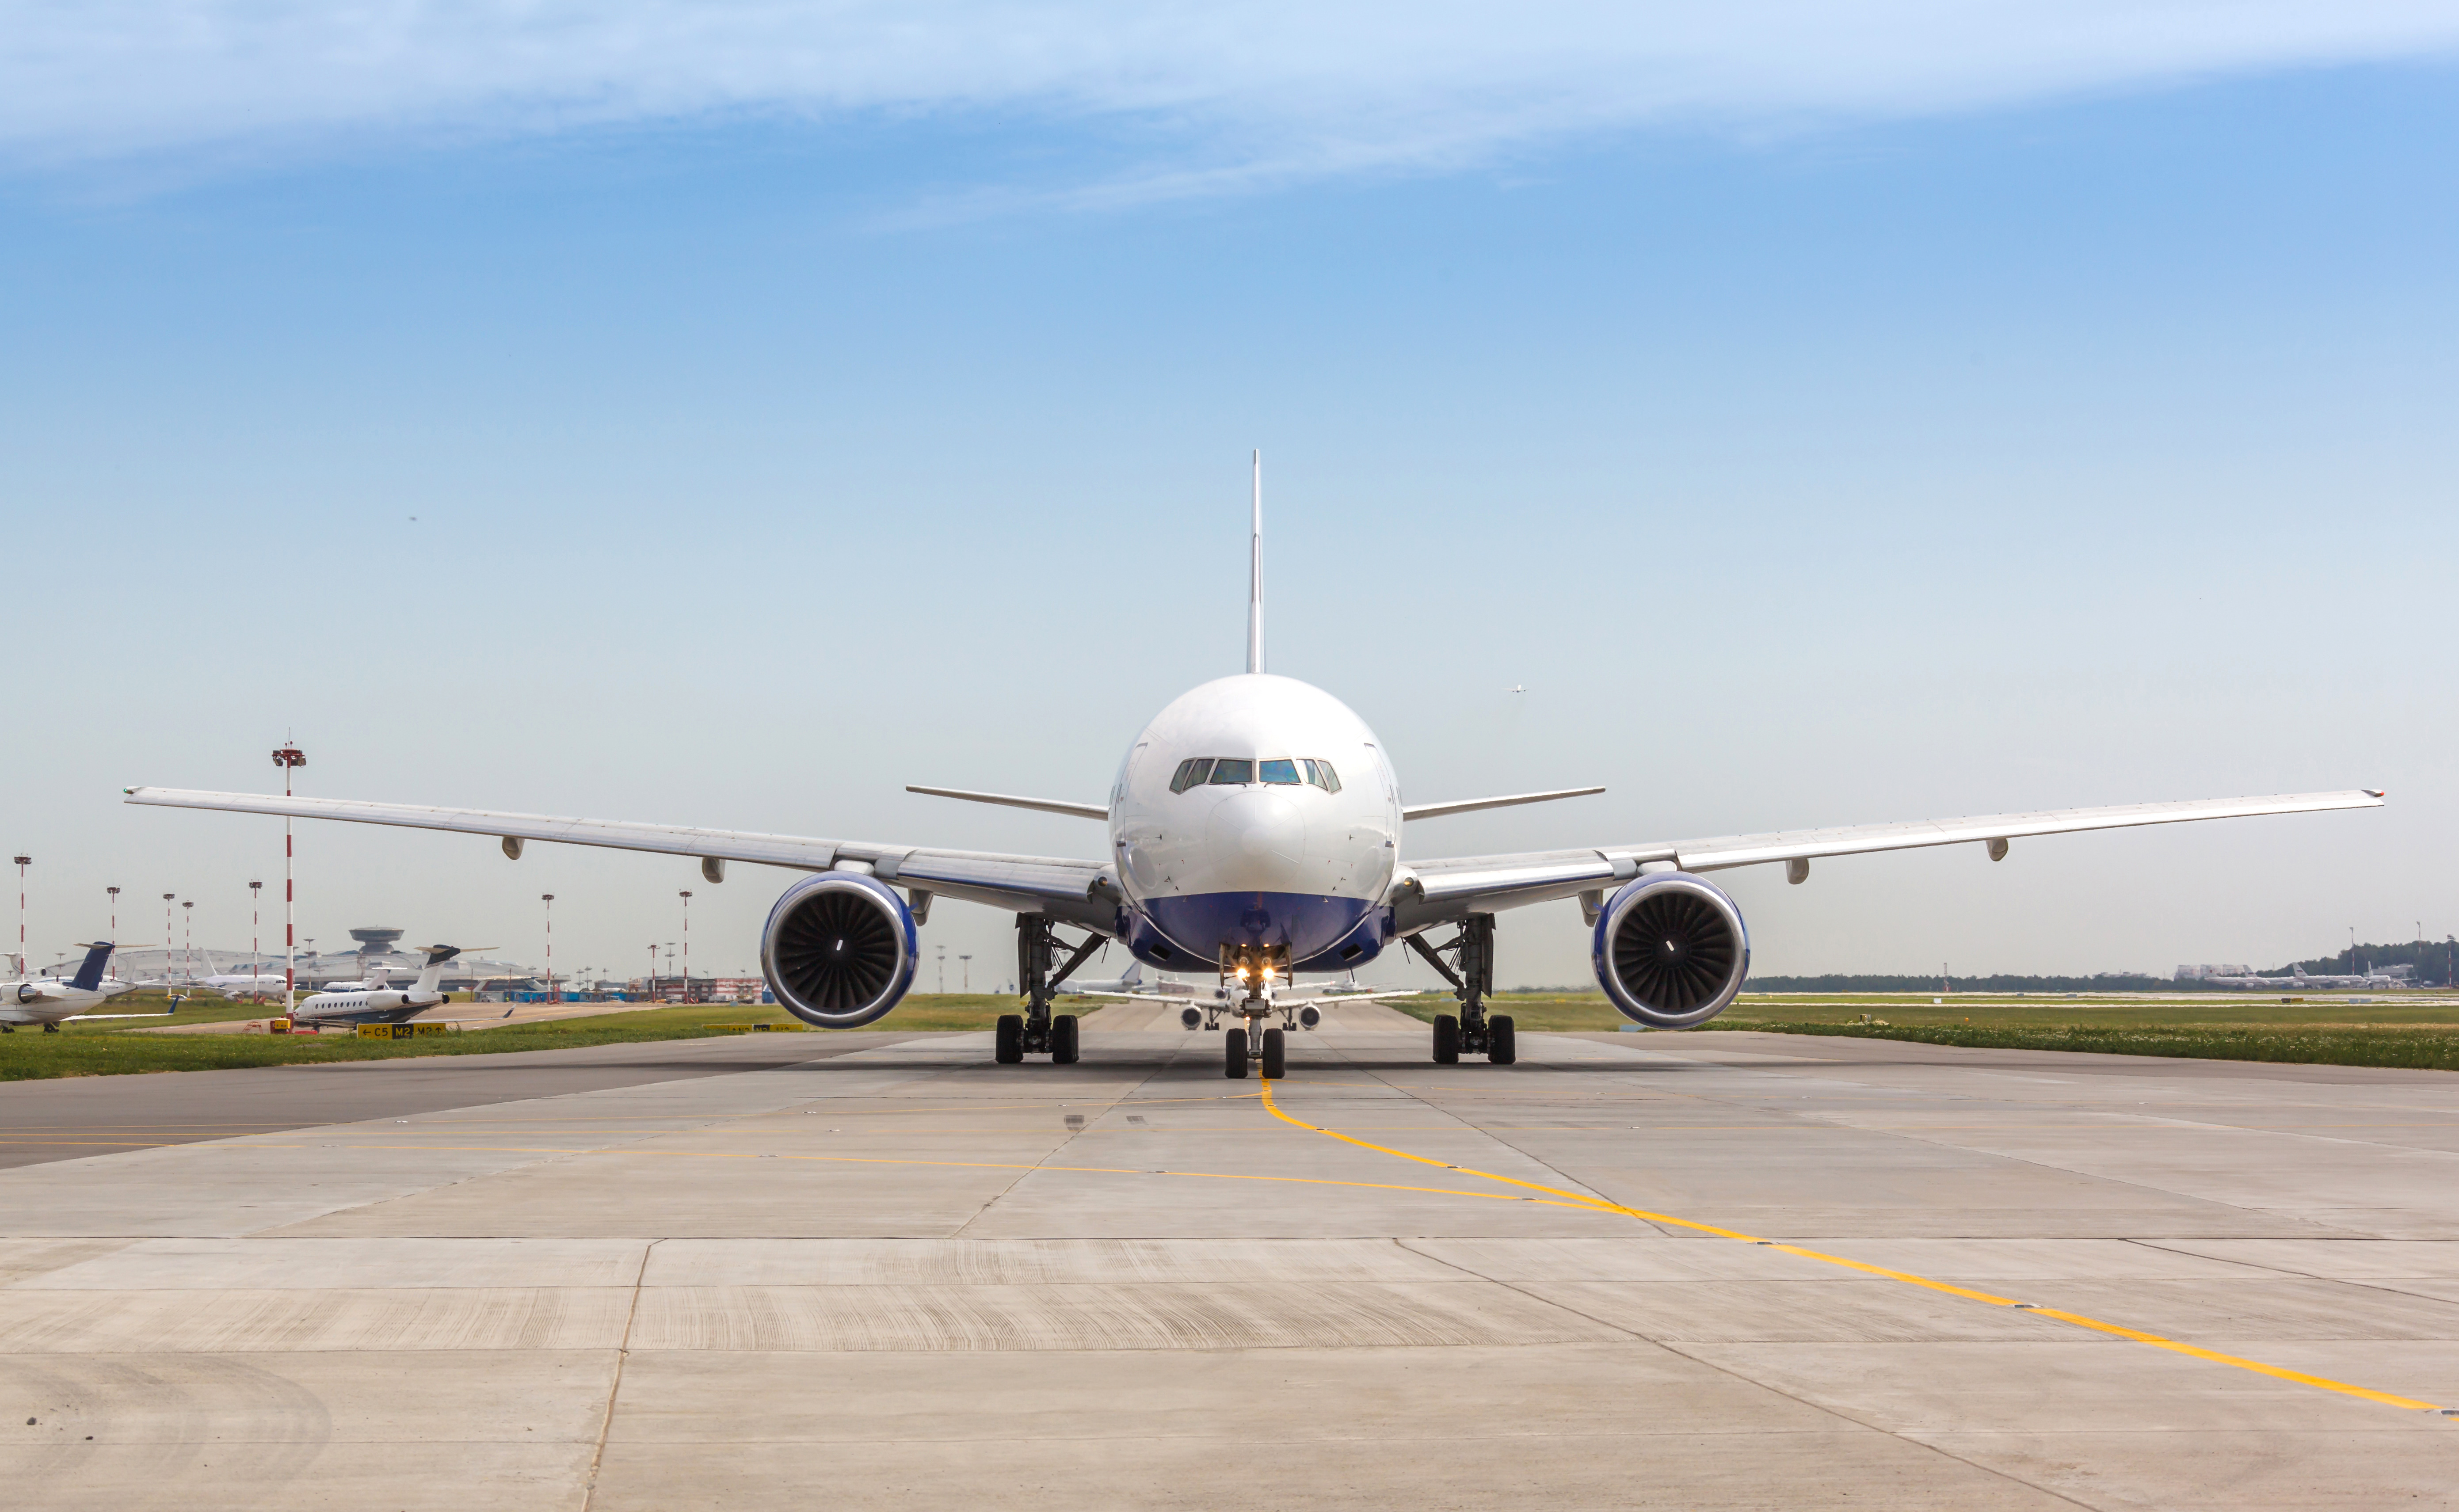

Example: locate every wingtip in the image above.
[2364,788,2387,800]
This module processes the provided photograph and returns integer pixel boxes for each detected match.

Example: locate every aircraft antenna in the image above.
[1247,449,1263,675]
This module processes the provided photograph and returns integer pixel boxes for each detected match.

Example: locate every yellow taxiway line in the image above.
[1254,1075,2449,1418]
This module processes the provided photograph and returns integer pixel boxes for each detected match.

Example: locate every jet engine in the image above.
[1591,872,1749,1028]
[760,872,919,1028]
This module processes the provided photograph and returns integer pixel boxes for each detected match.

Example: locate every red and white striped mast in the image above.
[273,743,305,1011]
[11,856,29,980]
[541,894,555,1004]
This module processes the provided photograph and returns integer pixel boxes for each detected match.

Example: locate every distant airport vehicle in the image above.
[2199,964,2408,990]
[1,943,160,1032]
[287,946,492,1027]
[126,463,2387,1078]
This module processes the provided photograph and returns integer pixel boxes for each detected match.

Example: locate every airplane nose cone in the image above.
[1207,789,1305,879]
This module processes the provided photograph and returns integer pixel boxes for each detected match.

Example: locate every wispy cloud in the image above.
[7,2,2456,191]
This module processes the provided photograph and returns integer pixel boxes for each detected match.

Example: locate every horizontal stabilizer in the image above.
[905,786,1107,820]
[1403,787,1604,822]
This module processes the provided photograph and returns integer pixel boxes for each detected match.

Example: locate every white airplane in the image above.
[287,946,486,1028]
[2200,963,2406,991]
[192,964,306,1001]
[2,943,156,1033]
[123,461,2385,1078]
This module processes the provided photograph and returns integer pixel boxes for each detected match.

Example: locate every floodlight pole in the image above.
[679,892,693,1004]
[249,880,262,981]
[107,886,119,945]
[542,895,556,1004]
[11,856,28,981]
[182,901,194,986]
[273,744,305,1011]
[959,954,971,993]
[937,945,946,994]
[163,895,175,990]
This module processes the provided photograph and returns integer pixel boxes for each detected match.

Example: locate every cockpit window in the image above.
[1258,758,1300,785]
[1169,758,1213,793]
[1207,758,1254,785]
[1308,759,1342,792]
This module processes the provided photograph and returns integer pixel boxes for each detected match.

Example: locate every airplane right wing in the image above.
[1393,788,2385,929]
[122,787,1117,928]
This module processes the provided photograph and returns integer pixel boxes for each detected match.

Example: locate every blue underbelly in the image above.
[1128,891,1392,971]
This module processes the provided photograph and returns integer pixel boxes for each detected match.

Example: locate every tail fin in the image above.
[68,943,114,992]
[1120,960,1144,987]
[1246,449,1263,675]
[414,945,464,996]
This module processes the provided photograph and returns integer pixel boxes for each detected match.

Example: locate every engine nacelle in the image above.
[1592,872,1750,1028]
[760,872,919,1028]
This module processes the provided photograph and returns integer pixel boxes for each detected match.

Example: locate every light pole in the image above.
[542,895,556,1004]
[664,943,676,1001]
[2350,926,2358,974]
[959,954,971,992]
[249,880,263,982]
[647,942,658,999]
[272,743,305,1010]
[162,895,175,991]
[183,900,194,985]
[679,891,693,1003]
[11,856,27,980]
[107,886,119,949]
[937,945,946,994]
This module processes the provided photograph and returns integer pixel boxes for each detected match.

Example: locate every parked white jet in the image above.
[2200,964,2406,991]
[2,944,152,1033]
[125,463,2386,1078]
[196,965,300,1001]
[288,947,469,1027]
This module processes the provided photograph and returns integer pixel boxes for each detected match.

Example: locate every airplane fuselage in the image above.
[1106,674,1401,974]
[0,978,134,1028]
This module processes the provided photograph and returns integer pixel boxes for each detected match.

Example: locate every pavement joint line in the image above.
[211,1138,1630,1211]
[1253,1076,2454,1420]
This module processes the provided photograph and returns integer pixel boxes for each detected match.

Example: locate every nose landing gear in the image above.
[1214,943,1296,1080]
[1407,913,1516,1065]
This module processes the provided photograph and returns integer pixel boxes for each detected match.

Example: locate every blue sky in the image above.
[5,8,2455,988]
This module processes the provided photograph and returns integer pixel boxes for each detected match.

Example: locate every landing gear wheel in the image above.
[1487,1014,1515,1065]
[41,1022,60,1035]
[1051,1014,1079,1065]
[1,1025,13,1034]
[994,1013,1025,1064]
[1432,1013,1460,1064]
[1260,1027,1286,1079]
[1224,1026,1250,1078]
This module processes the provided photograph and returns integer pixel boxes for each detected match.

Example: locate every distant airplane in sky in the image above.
[130,457,2387,1079]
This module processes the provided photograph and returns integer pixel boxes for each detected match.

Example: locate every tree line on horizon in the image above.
[1741,939,2459,994]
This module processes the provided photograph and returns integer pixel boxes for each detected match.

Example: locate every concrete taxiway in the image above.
[4,1024,2457,1509]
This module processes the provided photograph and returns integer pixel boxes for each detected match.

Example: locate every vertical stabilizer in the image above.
[68,943,114,993]
[1247,450,1263,674]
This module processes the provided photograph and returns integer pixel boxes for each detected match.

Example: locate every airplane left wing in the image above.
[122,787,1117,927]
[1395,788,2385,929]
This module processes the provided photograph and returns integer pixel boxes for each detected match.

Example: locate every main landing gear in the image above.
[1407,913,1516,1066]
[993,914,1101,1066]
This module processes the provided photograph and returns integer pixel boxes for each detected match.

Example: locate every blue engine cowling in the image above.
[760,872,919,1028]
[1592,872,1750,1028]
